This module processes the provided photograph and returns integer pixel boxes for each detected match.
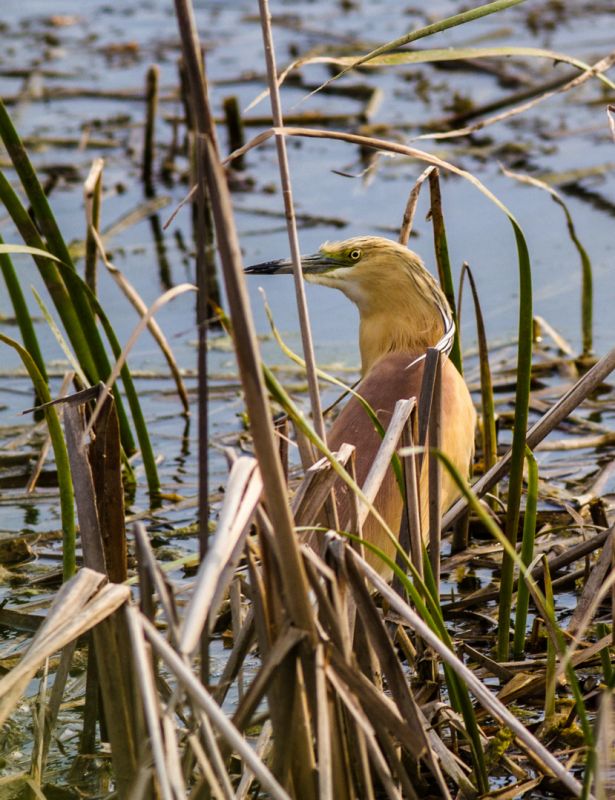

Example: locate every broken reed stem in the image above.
[142,64,159,194]
[223,95,245,170]
[257,0,327,445]
[399,165,435,246]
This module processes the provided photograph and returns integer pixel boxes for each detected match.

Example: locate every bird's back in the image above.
[323,351,476,574]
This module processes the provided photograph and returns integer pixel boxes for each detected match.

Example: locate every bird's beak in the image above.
[245,252,340,276]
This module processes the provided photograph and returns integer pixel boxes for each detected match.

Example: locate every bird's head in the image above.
[246,235,444,315]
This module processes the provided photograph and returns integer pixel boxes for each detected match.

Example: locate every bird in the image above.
[246,236,476,574]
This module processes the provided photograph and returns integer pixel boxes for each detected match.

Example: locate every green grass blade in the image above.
[0,180,100,383]
[428,170,462,373]
[0,332,75,579]
[0,239,136,455]
[459,263,497,484]
[0,236,47,384]
[502,166,594,357]
[248,45,615,116]
[307,0,528,95]
[31,287,89,387]
[292,46,615,88]
[497,225,532,661]
[542,556,556,726]
[0,243,157,496]
[512,446,538,659]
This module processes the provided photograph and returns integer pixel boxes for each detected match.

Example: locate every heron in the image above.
[246,236,476,573]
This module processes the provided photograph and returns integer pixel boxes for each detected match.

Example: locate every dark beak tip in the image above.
[244,259,290,275]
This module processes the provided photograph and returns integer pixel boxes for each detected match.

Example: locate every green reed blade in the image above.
[542,556,557,726]
[0,243,157,498]
[502,166,594,358]
[0,332,75,579]
[0,104,138,454]
[310,0,528,94]
[0,236,46,385]
[428,447,594,764]
[497,226,533,661]
[512,446,538,659]
[0,176,100,383]
[460,263,497,484]
[597,623,614,687]
[428,170,462,373]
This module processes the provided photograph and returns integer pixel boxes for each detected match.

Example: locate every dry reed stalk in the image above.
[187,732,230,800]
[399,166,435,247]
[82,283,196,442]
[416,49,615,143]
[173,0,315,641]
[180,457,262,656]
[347,545,584,797]
[25,370,73,494]
[138,611,291,800]
[256,0,325,444]
[133,523,180,637]
[93,608,147,796]
[0,570,129,727]
[235,720,273,799]
[399,414,424,580]
[31,641,76,783]
[594,689,615,799]
[92,228,190,414]
[292,442,354,527]
[359,399,413,528]
[63,402,106,572]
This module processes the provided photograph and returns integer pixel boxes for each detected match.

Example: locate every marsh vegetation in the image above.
[1,0,615,798]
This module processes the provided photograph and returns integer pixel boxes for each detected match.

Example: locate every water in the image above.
[1,5,615,794]
[0,2,614,548]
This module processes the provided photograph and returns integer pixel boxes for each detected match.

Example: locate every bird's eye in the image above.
[349,249,361,262]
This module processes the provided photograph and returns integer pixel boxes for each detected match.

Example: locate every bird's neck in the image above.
[357,276,447,374]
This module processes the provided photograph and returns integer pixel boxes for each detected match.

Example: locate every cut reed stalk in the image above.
[142,64,159,194]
